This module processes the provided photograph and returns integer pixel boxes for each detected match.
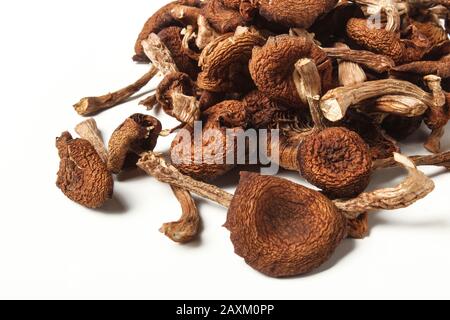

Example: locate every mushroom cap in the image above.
[346,18,405,64]
[382,115,424,141]
[243,90,289,129]
[108,114,162,174]
[158,26,200,78]
[258,0,338,29]
[225,172,347,277]
[156,72,197,116]
[202,0,248,33]
[198,28,266,93]
[56,132,113,209]
[171,100,246,181]
[298,127,373,198]
[249,35,332,108]
[411,20,449,48]
[133,2,181,62]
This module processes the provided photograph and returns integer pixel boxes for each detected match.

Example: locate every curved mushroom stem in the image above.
[75,118,108,163]
[294,58,324,130]
[320,77,444,122]
[334,43,367,87]
[73,66,158,116]
[160,185,201,244]
[334,153,435,219]
[374,150,450,169]
[137,152,233,208]
[323,47,395,74]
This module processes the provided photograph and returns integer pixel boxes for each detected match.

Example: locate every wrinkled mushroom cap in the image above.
[198,28,266,93]
[249,35,332,108]
[156,72,197,116]
[243,90,289,128]
[258,0,338,29]
[202,0,248,33]
[298,127,373,198]
[170,100,246,181]
[56,132,113,209]
[158,26,200,78]
[225,172,347,277]
[108,114,162,174]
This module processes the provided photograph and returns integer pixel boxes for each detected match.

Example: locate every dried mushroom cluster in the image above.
[57,0,450,278]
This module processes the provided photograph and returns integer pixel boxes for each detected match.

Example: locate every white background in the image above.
[0,0,449,300]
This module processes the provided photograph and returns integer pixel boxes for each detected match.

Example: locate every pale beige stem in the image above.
[320,79,438,122]
[137,152,233,208]
[75,119,108,163]
[160,186,201,244]
[368,95,428,117]
[373,150,450,169]
[181,26,200,60]
[335,153,435,219]
[323,47,395,73]
[142,33,178,76]
[73,66,158,116]
[294,58,324,130]
[196,15,220,50]
[334,43,367,87]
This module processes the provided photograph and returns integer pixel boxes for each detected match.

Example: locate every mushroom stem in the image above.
[73,66,158,116]
[323,47,395,73]
[334,153,435,219]
[75,118,108,163]
[373,150,450,169]
[142,33,179,75]
[334,43,367,87]
[320,78,441,122]
[366,95,428,117]
[294,58,325,130]
[355,0,400,32]
[137,152,233,208]
[160,185,201,244]
[139,94,158,110]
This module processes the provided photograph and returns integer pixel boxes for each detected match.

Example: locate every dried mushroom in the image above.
[249,35,332,108]
[60,1,450,278]
[56,132,113,209]
[258,0,338,28]
[108,114,162,174]
[198,27,265,93]
[138,152,434,277]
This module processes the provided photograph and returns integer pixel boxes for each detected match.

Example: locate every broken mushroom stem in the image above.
[334,43,367,87]
[74,118,108,163]
[137,152,434,220]
[161,185,201,244]
[73,66,158,116]
[320,77,444,122]
[374,150,450,169]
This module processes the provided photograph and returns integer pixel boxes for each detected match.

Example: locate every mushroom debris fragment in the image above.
[58,1,450,277]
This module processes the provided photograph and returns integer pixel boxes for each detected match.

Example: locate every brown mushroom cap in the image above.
[171,100,246,181]
[108,114,162,174]
[411,20,448,48]
[382,115,424,141]
[202,0,248,33]
[56,132,113,209]
[225,172,347,277]
[298,127,373,198]
[249,35,332,108]
[258,0,338,29]
[198,28,266,93]
[346,18,431,64]
[156,72,197,116]
[158,26,200,78]
[134,2,181,62]
[243,90,289,129]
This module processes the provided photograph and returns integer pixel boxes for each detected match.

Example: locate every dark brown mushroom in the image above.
[242,90,289,129]
[108,114,162,174]
[202,0,248,33]
[56,132,114,209]
[170,100,247,181]
[382,114,424,141]
[249,35,333,108]
[225,172,347,278]
[198,27,266,93]
[297,127,373,199]
[158,26,200,78]
[156,72,196,116]
[258,0,339,29]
